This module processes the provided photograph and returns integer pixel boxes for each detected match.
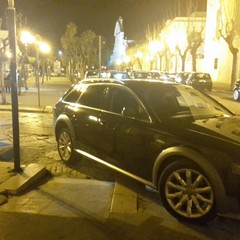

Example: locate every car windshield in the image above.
[134,83,232,120]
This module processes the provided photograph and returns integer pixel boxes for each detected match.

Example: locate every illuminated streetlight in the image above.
[39,42,50,54]
[20,31,35,45]
[20,31,51,106]
[148,41,164,54]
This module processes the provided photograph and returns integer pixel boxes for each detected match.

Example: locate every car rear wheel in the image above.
[233,89,240,101]
[159,159,217,223]
[57,127,75,163]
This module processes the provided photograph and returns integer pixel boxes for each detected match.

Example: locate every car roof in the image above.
[79,78,177,87]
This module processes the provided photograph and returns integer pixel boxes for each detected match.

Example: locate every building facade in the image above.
[204,0,240,86]
[126,0,240,88]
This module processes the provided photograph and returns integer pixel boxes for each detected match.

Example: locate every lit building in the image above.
[126,0,240,88]
[204,0,240,87]
[127,12,206,74]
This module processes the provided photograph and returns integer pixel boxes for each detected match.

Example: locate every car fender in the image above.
[55,114,76,144]
[153,146,228,213]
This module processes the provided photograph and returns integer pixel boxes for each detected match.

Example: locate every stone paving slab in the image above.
[0,177,115,221]
[110,179,137,214]
[0,163,47,195]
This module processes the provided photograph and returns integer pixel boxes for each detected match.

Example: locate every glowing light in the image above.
[20,31,35,45]
[135,51,142,59]
[149,41,164,54]
[5,51,12,58]
[116,59,122,65]
[39,42,50,54]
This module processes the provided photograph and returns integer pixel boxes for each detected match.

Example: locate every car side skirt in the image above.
[75,149,156,189]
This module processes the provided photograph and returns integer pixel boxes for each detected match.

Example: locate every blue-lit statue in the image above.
[109,16,127,67]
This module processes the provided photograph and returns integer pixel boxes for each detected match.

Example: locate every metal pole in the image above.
[98,36,101,77]
[8,2,22,172]
[36,49,40,107]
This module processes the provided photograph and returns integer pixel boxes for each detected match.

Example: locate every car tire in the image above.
[233,89,240,101]
[57,127,76,163]
[159,159,217,223]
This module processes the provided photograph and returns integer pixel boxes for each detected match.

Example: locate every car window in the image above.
[78,85,107,109]
[109,87,149,121]
[148,85,230,120]
[64,88,81,103]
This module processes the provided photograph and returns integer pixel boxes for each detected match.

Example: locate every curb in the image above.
[0,105,53,113]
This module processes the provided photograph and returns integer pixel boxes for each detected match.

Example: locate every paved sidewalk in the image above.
[0,76,72,112]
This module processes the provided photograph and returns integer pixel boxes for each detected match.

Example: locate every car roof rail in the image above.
[80,78,125,85]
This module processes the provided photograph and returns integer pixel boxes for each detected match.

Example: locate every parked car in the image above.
[175,72,190,84]
[84,70,99,79]
[101,70,130,80]
[130,70,152,79]
[153,71,176,83]
[149,70,162,80]
[186,72,212,91]
[233,79,240,101]
[53,78,240,223]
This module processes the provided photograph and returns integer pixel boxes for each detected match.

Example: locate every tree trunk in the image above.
[230,47,239,90]
[191,47,197,72]
[0,61,7,104]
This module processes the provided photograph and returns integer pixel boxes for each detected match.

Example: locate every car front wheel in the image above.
[233,89,240,101]
[159,159,217,223]
[57,127,75,163]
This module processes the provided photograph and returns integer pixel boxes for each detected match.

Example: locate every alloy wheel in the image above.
[165,168,214,219]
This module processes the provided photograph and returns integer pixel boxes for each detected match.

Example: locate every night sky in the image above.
[0,0,207,53]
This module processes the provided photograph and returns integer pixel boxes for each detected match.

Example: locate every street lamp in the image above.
[20,31,35,45]
[38,41,50,84]
[34,38,51,106]
[20,32,50,107]
[20,31,35,94]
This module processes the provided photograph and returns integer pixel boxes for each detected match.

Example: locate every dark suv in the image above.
[53,78,240,223]
[186,72,212,91]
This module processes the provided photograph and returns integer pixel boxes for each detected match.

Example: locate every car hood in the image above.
[184,115,240,145]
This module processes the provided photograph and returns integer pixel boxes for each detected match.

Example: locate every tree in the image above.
[61,22,79,79]
[187,19,204,72]
[218,0,240,89]
[61,22,98,80]
[145,0,207,72]
[78,30,98,75]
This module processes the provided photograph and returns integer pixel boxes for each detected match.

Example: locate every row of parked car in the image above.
[85,69,213,92]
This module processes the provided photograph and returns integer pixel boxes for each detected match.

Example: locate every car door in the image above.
[70,84,113,158]
[100,85,162,181]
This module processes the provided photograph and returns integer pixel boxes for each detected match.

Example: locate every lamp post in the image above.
[98,35,102,77]
[20,31,35,94]
[7,0,21,172]
[38,41,50,84]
